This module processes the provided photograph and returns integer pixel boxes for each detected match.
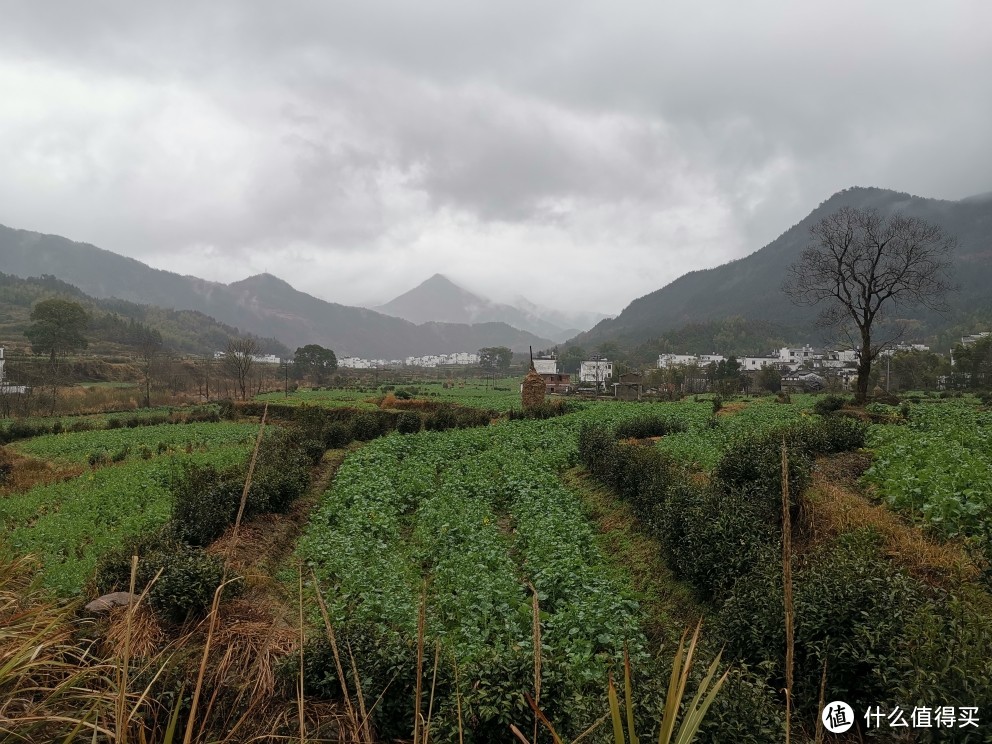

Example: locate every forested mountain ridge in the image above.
[569,187,992,353]
[0,226,553,356]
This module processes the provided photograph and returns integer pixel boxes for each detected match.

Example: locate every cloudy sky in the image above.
[1,1,989,315]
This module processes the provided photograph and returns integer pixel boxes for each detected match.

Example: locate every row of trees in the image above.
[7,299,344,409]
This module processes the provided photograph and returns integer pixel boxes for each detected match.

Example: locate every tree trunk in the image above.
[856,333,872,405]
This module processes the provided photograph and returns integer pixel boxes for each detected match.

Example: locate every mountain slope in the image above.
[0,226,553,356]
[375,273,574,341]
[570,187,992,350]
[0,273,288,356]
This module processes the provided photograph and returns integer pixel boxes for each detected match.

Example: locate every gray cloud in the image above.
[0,0,989,314]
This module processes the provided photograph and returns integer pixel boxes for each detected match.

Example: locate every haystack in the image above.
[522,367,546,410]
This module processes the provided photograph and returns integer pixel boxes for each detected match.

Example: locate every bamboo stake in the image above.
[782,439,794,744]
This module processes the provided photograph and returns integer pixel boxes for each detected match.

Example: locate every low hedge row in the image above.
[577,414,990,726]
[0,406,222,445]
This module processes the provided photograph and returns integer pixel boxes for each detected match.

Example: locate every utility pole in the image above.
[284,359,289,398]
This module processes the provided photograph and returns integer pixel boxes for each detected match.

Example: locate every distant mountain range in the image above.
[0,225,554,357]
[0,273,288,357]
[4,185,989,363]
[374,273,608,342]
[569,187,992,354]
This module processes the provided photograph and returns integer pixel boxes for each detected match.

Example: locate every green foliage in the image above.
[478,346,512,373]
[169,463,243,547]
[349,411,393,441]
[25,298,89,359]
[506,399,575,420]
[812,394,849,415]
[718,531,924,717]
[396,411,422,434]
[613,414,688,440]
[322,422,352,448]
[96,534,231,623]
[298,421,649,740]
[294,344,338,383]
[864,399,992,545]
[661,486,779,602]
[0,444,248,595]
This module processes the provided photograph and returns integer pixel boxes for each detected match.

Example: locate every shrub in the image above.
[295,405,330,443]
[614,415,688,440]
[712,395,723,414]
[106,418,123,429]
[139,445,153,460]
[350,411,392,441]
[396,411,422,434]
[713,430,811,521]
[423,407,458,432]
[69,419,94,433]
[169,463,243,547]
[0,447,12,485]
[88,449,110,468]
[96,536,231,623]
[718,530,923,718]
[661,484,779,601]
[218,399,237,420]
[110,445,130,463]
[812,394,849,416]
[507,400,574,420]
[322,422,352,449]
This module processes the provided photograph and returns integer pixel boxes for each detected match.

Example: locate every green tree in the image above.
[478,346,512,374]
[756,366,782,393]
[294,344,338,384]
[25,299,90,414]
[25,299,89,362]
[479,346,512,387]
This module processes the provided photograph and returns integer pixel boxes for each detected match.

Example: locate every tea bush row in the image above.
[575,414,988,721]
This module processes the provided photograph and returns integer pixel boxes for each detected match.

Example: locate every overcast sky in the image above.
[1,1,989,315]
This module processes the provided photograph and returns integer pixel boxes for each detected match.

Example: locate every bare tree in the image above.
[224,338,258,400]
[783,207,956,404]
[138,330,164,408]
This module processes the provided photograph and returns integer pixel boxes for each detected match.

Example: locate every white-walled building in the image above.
[779,345,821,365]
[657,353,699,369]
[0,347,28,394]
[404,352,481,367]
[580,359,614,383]
[742,356,781,371]
[533,357,558,375]
[698,354,726,365]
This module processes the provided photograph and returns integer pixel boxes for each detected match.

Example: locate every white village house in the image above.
[579,359,614,384]
[0,347,28,394]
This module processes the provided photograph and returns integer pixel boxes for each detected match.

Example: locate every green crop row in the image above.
[864,400,992,542]
[11,422,258,465]
[0,444,251,596]
[298,418,647,741]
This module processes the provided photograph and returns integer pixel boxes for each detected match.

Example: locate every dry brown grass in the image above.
[0,450,84,494]
[804,463,980,587]
[103,602,165,660]
[715,402,746,416]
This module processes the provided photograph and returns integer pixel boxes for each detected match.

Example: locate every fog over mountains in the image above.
[0,225,554,358]
[374,273,608,343]
[2,186,990,360]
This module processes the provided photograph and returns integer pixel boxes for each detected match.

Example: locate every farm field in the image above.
[0,422,258,595]
[864,398,992,549]
[258,378,524,411]
[2,390,991,741]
